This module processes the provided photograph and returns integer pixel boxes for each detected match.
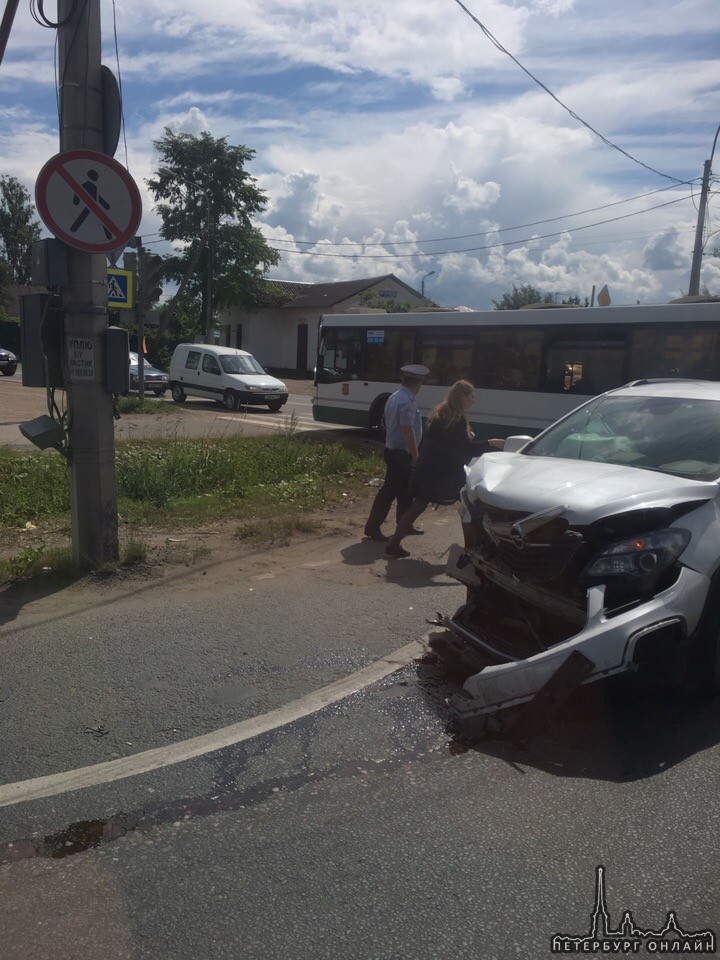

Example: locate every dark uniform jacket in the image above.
[410,415,494,505]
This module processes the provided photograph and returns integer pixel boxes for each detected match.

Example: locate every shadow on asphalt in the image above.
[0,574,82,627]
[340,540,454,587]
[414,659,720,783]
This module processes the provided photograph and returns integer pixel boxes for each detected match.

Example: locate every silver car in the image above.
[437,379,720,731]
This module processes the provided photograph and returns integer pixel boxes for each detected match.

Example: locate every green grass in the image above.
[0,435,380,532]
[0,545,78,584]
[116,396,176,415]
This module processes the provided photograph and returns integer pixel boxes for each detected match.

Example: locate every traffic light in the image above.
[136,248,164,310]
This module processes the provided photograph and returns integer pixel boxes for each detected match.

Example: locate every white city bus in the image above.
[313,302,720,439]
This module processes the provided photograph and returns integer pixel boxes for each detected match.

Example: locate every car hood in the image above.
[225,373,286,389]
[130,364,165,375]
[465,452,717,524]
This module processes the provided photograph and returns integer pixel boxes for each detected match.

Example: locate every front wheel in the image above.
[224,390,239,411]
[171,383,186,403]
[267,401,284,412]
[1,365,16,377]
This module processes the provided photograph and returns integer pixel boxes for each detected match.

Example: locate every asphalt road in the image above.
[2,502,720,959]
[0,369,341,449]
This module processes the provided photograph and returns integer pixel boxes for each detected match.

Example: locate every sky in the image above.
[1,0,719,310]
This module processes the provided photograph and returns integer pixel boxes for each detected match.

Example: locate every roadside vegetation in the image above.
[115,396,178,415]
[0,434,380,582]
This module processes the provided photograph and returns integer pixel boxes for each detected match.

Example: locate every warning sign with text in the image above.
[67,337,95,381]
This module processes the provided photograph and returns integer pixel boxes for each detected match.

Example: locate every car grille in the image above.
[475,501,585,584]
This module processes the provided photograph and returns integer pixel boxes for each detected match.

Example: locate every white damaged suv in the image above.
[438,379,720,727]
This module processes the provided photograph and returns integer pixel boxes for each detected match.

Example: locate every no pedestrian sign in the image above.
[35,149,142,254]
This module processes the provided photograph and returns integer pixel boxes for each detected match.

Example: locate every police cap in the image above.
[400,364,430,381]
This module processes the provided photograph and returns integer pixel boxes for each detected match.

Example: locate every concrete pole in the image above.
[688,159,712,297]
[205,194,213,344]
[58,0,119,564]
[688,124,720,297]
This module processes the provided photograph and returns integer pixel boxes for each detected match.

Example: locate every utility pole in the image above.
[58,0,119,564]
[688,124,720,297]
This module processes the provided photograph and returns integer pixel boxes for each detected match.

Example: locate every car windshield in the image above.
[129,352,138,364]
[220,355,265,375]
[524,393,720,481]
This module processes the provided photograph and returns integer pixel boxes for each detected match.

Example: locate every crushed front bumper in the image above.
[435,545,709,731]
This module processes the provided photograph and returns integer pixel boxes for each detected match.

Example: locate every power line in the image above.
[267,179,698,250]
[269,193,695,260]
[450,0,685,184]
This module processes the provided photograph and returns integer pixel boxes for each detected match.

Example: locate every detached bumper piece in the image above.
[452,645,593,742]
[427,613,594,741]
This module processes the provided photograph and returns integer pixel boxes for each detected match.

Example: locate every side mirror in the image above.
[503,435,533,453]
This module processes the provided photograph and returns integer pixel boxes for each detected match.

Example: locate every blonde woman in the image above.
[385,380,504,558]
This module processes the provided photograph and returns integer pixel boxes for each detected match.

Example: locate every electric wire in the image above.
[267,180,699,250]
[29,0,77,28]
[111,0,129,169]
[450,0,684,183]
[266,193,695,260]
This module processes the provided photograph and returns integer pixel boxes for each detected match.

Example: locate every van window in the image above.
[202,353,221,375]
[185,350,201,371]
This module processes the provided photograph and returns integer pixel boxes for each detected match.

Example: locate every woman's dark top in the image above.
[410,415,494,505]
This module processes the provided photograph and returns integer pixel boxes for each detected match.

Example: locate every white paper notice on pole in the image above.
[67,336,95,381]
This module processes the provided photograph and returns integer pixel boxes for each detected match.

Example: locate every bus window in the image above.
[629,326,720,381]
[365,331,414,382]
[545,340,626,395]
[318,327,363,382]
[474,328,543,391]
[419,336,474,385]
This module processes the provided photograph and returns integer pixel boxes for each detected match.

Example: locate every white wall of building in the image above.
[220,277,428,373]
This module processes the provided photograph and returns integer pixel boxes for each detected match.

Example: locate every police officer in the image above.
[364,364,430,542]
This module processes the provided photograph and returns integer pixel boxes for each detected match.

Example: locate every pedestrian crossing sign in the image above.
[107,268,133,309]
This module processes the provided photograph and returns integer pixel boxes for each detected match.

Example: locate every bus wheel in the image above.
[369,394,390,441]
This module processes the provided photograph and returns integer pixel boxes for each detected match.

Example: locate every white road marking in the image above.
[0,640,425,808]
[216,412,331,432]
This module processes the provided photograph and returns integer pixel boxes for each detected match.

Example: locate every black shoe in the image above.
[385,543,410,558]
[364,529,389,542]
[408,528,424,536]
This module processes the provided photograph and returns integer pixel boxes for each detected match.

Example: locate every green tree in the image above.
[493,283,587,309]
[146,130,279,342]
[358,290,413,313]
[0,175,40,286]
[492,283,553,310]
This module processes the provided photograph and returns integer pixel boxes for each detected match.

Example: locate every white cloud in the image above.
[2,0,716,309]
[429,77,468,103]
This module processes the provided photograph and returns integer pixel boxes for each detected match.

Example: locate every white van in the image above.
[168,344,288,412]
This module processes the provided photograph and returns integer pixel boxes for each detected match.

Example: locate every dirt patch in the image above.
[0,482,383,583]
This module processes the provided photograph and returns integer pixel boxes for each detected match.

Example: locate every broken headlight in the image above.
[583,528,691,579]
